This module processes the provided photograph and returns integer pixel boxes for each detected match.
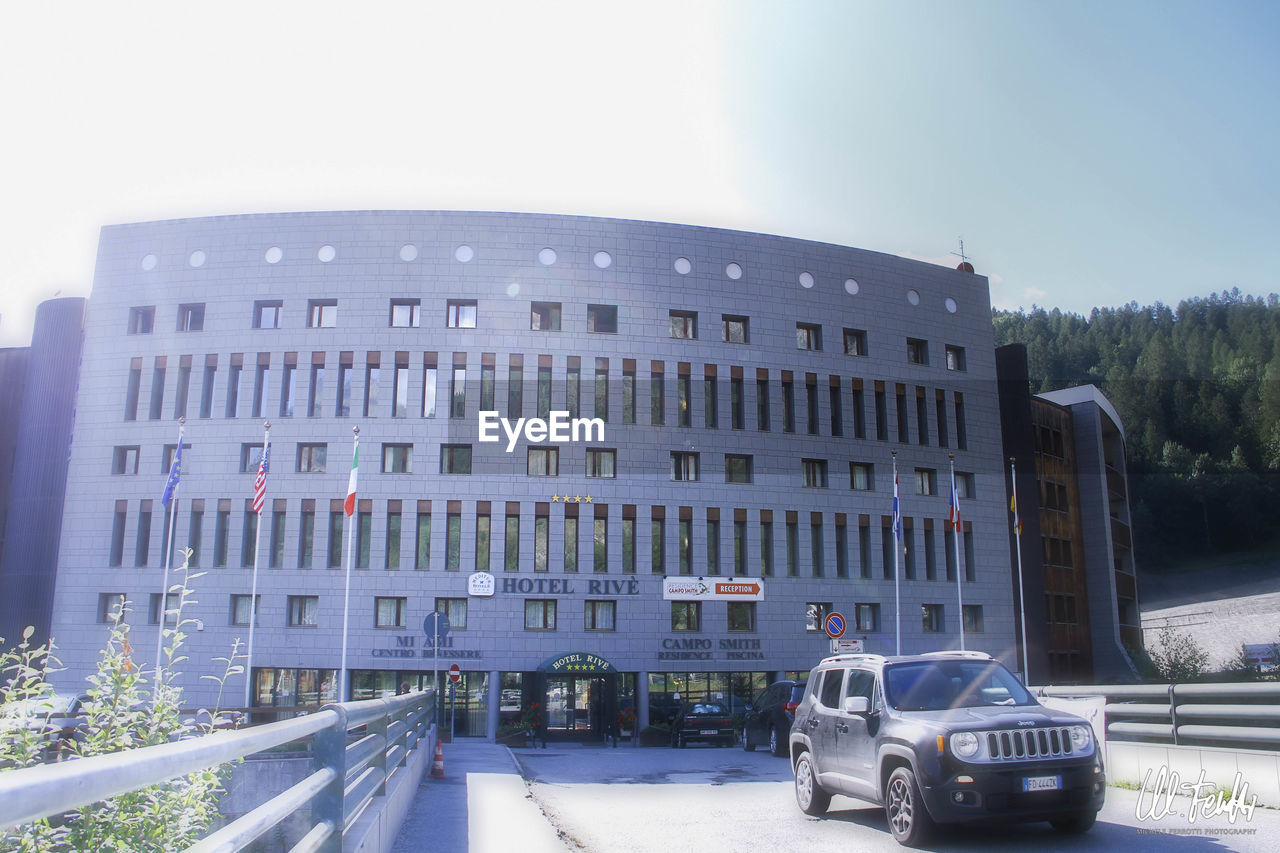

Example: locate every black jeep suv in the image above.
[789,651,1105,847]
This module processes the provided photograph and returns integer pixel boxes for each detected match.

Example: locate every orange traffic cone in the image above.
[430,738,445,779]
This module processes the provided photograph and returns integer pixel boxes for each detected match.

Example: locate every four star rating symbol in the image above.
[550,494,593,503]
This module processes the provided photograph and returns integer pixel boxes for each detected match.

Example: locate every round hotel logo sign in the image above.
[468,572,495,597]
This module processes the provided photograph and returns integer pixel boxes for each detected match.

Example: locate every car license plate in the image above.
[700,729,718,736]
[1022,775,1062,792]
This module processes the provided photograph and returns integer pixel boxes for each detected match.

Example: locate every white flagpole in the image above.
[1011,457,1030,680]
[892,450,901,656]
[950,454,966,650]
[244,422,270,709]
[154,418,184,699]
[339,426,359,704]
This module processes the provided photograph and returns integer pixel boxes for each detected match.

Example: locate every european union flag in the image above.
[161,441,183,508]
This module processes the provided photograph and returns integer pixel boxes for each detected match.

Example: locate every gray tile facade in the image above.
[48,211,1015,710]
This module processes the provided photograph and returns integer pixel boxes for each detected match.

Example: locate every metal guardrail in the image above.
[0,689,435,853]
[1036,681,1280,750]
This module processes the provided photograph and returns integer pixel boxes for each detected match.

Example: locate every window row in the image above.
[119,353,969,449]
[104,499,978,582]
[128,300,965,372]
[802,601,985,635]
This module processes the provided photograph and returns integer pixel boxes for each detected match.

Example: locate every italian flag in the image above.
[344,438,359,517]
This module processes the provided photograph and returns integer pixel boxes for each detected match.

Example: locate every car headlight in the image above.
[950,731,981,758]
[1068,725,1092,751]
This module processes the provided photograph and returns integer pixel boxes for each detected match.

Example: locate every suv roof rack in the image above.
[918,650,993,660]
[819,653,887,665]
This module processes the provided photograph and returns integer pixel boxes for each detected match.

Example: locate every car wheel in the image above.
[1050,810,1098,834]
[794,751,831,816]
[769,725,786,757]
[885,766,934,847]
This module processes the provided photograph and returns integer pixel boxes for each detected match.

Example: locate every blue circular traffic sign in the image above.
[824,612,846,639]
[423,611,450,640]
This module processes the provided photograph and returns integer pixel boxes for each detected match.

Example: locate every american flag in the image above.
[252,442,270,514]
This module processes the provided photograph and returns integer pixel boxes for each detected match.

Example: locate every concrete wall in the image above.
[1107,741,1280,808]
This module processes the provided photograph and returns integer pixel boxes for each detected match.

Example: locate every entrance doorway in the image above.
[534,652,620,743]
[545,677,606,737]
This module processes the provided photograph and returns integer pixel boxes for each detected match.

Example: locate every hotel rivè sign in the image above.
[662,577,765,601]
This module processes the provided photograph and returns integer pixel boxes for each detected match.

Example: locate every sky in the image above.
[0,0,1277,348]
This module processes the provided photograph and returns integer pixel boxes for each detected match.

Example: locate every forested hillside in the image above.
[992,289,1280,569]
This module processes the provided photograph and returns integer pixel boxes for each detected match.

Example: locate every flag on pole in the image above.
[161,441,183,508]
[344,437,359,517]
[252,442,271,514]
[892,470,903,544]
[1011,490,1022,536]
[948,468,962,531]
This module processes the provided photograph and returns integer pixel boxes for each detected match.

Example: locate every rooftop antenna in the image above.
[951,237,974,273]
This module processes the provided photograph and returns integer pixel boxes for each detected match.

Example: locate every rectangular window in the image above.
[446,300,477,328]
[288,595,319,627]
[109,502,127,567]
[622,510,635,574]
[722,315,748,344]
[441,444,472,474]
[923,523,936,581]
[859,518,871,579]
[149,362,166,420]
[477,509,494,572]
[730,375,743,429]
[916,389,929,445]
[505,508,520,572]
[229,594,260,627]
[510,356,526,417]
[963,604,984,633]
[896,386,909,443]
[955,393,967,450]
[957,472,975,499]
[524,599,557,630]
[527,447,559,476]
[835,518,848,579]
[844,328,868,356]
[530,301,561,331]
[382,443,412,474]
[450,365,466,418]
[480,359,495,411]
[567,359,580,419]
[829,381,842,436]
[907,337,929,365]
[174,359,191,419]
[149,593,180,626]
[298,501,314,568]
[802,459,828,488]
[874,386,887,441]
[177,303,204,332]
[327,507,343,569]
[805,602,832,632]
[585,600,616,631]
[241,504,258,567]
[677,372,691,427]
[671,601,701,632]
[806,379,819,435]
[188,504,203,567]
[760,513,773,577]
[852,384,866,439]
[240,443,264,474]
[251,362,270,418]
[308,300,337,328]
[297,443,327,473]
[270,506,286,569]
[128,306,155,335]
[356,506,371,569]
[757,375,770,430]
[733,518,746,574]
[280,359,297,418]
[135,503,152,567]
[585,448,616,478]
[915,468,937,496]
[307,362,324,418]
[535,514,549,572]
[254,300,283,329]
[587,304,617,333]
[678,517,692,575]
[945,345,967,372]
[671,452,699,481]
[113,445,140,475]
[936,391,948,447]
[97,593,125,624]
[390,299,421,328]
[446,509,461,570]
[725,454,752,484]
[564,510,579,573]
[422,361,438,418]
[375,596,407,628]
[415,504,431,570]
[650,514,665,574]
[850,462,873,490]
[225,358,243,418]
[594,513,608,573]
[436,597,467,629]
[728,601,755,632]
[782,375,795,433]
[706,517,719,575]
[363,359,380,418]
[593,358,607,421]
[214,504,230,568]
[537,362,552,419]
[922,603,944,633]
[702,371,718,427]
[124,360,141,421]
[650,362,665,425]
[964,524,975,582]
[622,360,635,424]
[810,515,824,578]
[669,310,697,339]
[786,517,799,577]
[856,603,880,632]
[796,323,822,351]
[393,361,409,418]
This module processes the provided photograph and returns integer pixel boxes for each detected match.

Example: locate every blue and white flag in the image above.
[892,469,902,543]
[161,441,183,508]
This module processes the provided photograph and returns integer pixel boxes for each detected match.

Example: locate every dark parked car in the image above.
[670,698,735,748]
[743,679,806,757]
[789,651,1104,847]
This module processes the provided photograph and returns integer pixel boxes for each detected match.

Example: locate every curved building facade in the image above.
[50,211,1013,737]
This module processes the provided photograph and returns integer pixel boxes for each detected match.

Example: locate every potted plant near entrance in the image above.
[497,701,547,748]
[617,706,636,741]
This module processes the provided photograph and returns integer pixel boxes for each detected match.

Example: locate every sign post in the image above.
[448,663,460,741]
[424,612,450,726]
